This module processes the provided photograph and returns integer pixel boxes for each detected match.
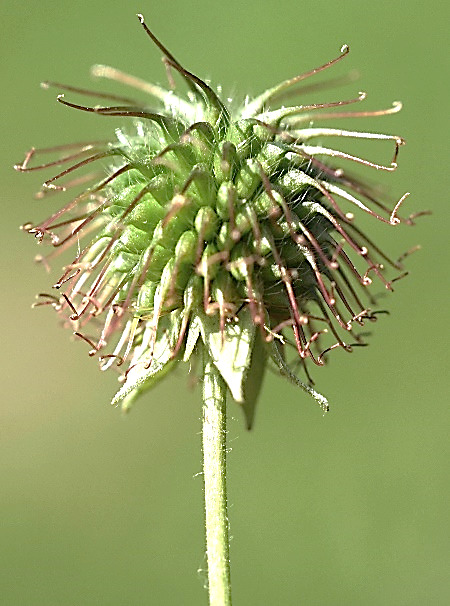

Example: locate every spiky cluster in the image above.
[17,15,418,424]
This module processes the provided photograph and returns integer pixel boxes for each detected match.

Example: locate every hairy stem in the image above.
[202,350,232,605]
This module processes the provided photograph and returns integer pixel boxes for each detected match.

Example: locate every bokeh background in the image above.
[1,1,448,604]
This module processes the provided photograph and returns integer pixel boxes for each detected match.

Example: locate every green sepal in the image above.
[183,315,201,362]
[240,330,267,430]
[181,275,203,362]
[111,311,183,410]
[115,359,176,412]
[268,338,329,412]
[111,332,177,410]
[195,307,257,404]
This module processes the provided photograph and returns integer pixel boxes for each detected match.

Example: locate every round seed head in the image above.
[18,15,422,428]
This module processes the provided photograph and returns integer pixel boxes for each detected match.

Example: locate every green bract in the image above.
[18,15,416,427]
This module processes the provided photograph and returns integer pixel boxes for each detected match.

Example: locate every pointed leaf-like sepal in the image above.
[183,315,201,362]
[240,330,267,430]
[268,338,329,412]
[196,308,257,404]
[111,334,175,410]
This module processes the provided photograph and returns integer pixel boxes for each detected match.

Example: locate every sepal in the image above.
[196,308,256,405]
[268,338,329,413]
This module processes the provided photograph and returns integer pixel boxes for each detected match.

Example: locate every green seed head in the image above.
[17,15,419,427]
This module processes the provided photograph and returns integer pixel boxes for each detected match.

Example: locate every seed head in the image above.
[17,15,421,427]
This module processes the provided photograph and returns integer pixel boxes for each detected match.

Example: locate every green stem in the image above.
[202,351,232,606]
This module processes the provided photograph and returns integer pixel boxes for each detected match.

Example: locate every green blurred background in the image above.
[1,1,448,604]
